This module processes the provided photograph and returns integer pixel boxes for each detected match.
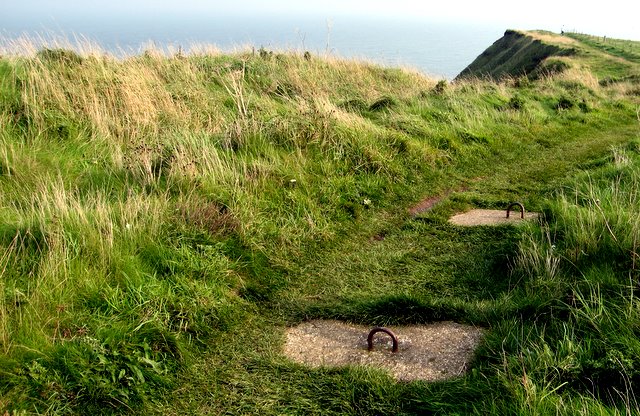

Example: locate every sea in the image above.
[0,12,507,79]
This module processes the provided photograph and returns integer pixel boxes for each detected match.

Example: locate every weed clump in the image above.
[555,96,574,110]
[258,46,273,60]
[339,98,368,113]
[458,130,489,144]
[433,79,447,95]
[577,100,590,112]
[505,95,526,110]
[0,160,13,176]
[536,58,570,77]
[179,200,238,236]
[36,48,84,65]
[369,96,396,111]
[514,76,532,88]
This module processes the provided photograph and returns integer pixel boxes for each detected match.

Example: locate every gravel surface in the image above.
[449,209,539,226]
[283,320,484,382]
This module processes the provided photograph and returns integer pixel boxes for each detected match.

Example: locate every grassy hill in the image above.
[456,29,573,79]
[457,29,640,81]
[0,31,639,414]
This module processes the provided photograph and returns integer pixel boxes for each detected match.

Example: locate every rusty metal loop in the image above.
[367,327,399,353]
[506,202,525,219]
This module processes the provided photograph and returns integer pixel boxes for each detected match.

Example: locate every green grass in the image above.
[566,33,640,64]
[0,32,639,414]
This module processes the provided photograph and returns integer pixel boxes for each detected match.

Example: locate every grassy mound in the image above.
[0,33,639,414]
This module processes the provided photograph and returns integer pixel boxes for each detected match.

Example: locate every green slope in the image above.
[457,29,640,81]
[0,33,639,415]
[456,29,573,79]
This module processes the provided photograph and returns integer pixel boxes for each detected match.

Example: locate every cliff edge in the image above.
[456,30,576,80]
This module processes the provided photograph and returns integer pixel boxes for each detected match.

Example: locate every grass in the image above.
[0,31,639,414]
[566,33,640,65]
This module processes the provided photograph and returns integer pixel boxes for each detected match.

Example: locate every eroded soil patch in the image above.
[283,320,484,382]
[408,195,444,216]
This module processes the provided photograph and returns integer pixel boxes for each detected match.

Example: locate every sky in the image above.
[198,0,639,39]
[2,0,639,40]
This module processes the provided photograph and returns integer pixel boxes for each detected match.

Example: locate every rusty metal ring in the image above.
[367,327,399,353]
[506,202,525,219]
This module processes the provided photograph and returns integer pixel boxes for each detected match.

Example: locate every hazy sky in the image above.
[3,0,639,40]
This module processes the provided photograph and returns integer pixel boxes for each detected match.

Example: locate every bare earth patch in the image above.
[283,320,484,382]
[408,195,443,216]
[449,209,539,226]
[526,31,579,46]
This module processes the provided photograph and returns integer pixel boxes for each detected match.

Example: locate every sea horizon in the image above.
[0,13,509,79]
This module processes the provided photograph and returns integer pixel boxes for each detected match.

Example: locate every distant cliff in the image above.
[456,30,575,80]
